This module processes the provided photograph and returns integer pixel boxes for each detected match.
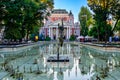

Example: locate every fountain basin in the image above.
[47,56,69,62]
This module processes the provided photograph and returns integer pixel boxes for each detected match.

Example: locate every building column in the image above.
[49,44,50,54]
[49,27,51,37]
[67,27,69,39]
[69,44,71,54]
[57,27,58,39]
[51,44,53,54]
[62,47,63,55]
[45,28,47,37]
[50,28,51,39]
[56,27,57,39]
[69,27,71,39]
[67,44,68,54]
[51,27,53,40]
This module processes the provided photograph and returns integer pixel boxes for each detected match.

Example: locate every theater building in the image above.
[39,9,80,40]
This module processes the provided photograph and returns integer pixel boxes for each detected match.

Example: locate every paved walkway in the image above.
[0,42,40,48]
[0,41,120,52]
[79,42,120,52]
[0,71,8,79]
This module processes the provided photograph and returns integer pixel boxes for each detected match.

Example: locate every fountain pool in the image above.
[0,43,120,80]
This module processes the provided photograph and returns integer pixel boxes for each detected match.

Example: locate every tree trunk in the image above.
[97,26,100,42]
[105,24,108,44]
[105,33,107,44]
[26,30,29,42]
[112,17,120,32]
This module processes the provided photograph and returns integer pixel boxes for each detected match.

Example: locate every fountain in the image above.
[47,19,69,62]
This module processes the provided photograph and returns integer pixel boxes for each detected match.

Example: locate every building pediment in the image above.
[48,20,72,26]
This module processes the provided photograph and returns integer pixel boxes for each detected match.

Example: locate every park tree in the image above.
[0,0,54,42]
[88,24,98,38]
[110,1,120,32]
[87,0,119,42]
[78,6,92,37]
[115,20,120,35]
[21,0,40,41]
[0,0,8,35]
[23,0,54,41]
[4,0,25,40]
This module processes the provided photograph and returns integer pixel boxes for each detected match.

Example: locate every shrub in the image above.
[45,35,51,41]
[69,35,76,41]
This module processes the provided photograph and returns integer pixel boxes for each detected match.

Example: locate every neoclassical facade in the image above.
[39,9,80,40]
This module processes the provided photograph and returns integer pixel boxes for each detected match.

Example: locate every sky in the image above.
[54,0,88,22]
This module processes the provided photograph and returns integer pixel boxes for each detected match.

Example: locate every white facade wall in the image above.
[39,9,80,40]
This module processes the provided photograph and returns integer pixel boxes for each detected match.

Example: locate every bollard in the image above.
[30,66,32,73]
[96,75,101,80]
[45,65,47,73]
[53,67,54,74]
[81,66,85,74]
[95,64,97,72]
[34,59,38,64]
[89,65,90,72]
[24,66,25,73]
[37,66,39,72]
[17,66,19,72]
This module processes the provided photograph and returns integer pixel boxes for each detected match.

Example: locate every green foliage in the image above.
[88,24,98,38]
[45,35,51,41]
[0,0,54,41]
[4,27,22,40]
[79,6,92,21]
[114,20,120,36]
[32,26,39,35]
[30,34,35,41]
[78,6,92,37]
[69,35,76,41]
[110,1,120,32]
[87,0,120,42]
[3,0,24,40]
[81,19,88,37]
[115,20,120,31]
[89,22,113,41]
